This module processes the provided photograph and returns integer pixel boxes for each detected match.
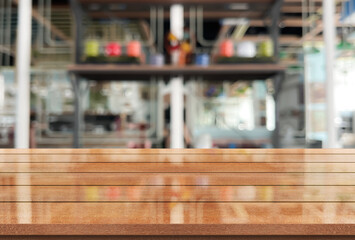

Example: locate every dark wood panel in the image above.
[1,224,355,237]
[2,237,355,240]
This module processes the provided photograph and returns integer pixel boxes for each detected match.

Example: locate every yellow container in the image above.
[85,40,100,57]
[258,40,274,57]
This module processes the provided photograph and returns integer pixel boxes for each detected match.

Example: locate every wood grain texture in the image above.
[0,149,355,236]
[1,224,355,235]
[1,237,355,240]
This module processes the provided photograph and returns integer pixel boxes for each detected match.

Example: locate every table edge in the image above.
[1,224,355,236]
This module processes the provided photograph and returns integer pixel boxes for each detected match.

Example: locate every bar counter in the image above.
[0,149,355,239]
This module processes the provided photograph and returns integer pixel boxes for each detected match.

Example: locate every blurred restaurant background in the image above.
[0,0,354,149]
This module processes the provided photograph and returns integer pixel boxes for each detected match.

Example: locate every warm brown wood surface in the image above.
[0,149,355,237]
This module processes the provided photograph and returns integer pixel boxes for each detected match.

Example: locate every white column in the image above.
[323,0,337,148]
[170,4,184,148]
[0,74,5,109]
[170,77,184,148]
[157,80,165,140]
[170,4,184,40]
[15,0,32,148]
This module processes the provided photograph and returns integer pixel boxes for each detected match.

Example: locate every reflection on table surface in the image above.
[0,149,355,224]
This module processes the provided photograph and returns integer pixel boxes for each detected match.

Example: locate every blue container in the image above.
[149,53,165,66]
[195,53,209,66]
[228,143,238,149]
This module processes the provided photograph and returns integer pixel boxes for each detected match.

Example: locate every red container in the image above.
[127,40,141,57]
[220,39,234,57]
[105,42,121,56]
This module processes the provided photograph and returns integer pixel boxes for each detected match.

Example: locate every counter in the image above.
[0,149,354,239]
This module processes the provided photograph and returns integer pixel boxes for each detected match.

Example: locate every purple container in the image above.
[149,53,165,66]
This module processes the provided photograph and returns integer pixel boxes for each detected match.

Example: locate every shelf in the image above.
[69,0,284,148]
[74,0,279,21]
[78,0,275,8]
[78,0,275,3]
[68,64,285,81]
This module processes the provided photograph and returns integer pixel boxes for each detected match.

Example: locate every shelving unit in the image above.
[68,0,285,148]
[68,64,285,80]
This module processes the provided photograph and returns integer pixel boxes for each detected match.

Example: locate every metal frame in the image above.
[70,0,84,64]
[70,74,81,148]
[70,0,84,147]
[270,0,283,63]
[272,72,285,148]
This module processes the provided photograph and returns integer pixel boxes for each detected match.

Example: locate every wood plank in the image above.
[1,185,355,202]
[1,162,355,172]
[1,224,355,237]
[1,153,355,163]
[1,172,355,185]
[1,202,355,224]
[1,148,355,154]
[2,236,354,240]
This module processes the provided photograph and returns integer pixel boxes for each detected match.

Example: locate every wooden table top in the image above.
[1,149,355,236]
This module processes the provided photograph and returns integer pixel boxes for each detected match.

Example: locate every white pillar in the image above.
[323,0,337,148]
[15,0,32,148]
[170,4,184,40]
[0,74,5,109]
[157,80,165,140]
[170,4,184,148]
[170,77,184,148]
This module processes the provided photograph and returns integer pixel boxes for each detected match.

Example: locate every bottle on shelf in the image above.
[85,38,100,58]
[220,39,234,57]
[105,42,122,57]
[149,53,165,66]
[258,40,274,58]
[165,32,181,65]
[195,51,210,67]
[236,41,257,58]
[127,40,141,57]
